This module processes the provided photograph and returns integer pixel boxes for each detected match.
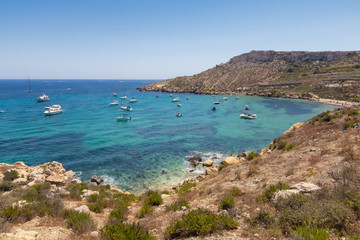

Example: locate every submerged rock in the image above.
[187,155,202,167]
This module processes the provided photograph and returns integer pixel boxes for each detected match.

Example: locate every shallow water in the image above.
[0,80,335,192]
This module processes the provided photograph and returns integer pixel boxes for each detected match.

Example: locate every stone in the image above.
[290,182,321,193]
[81,189,98,197]
[181,206,187,211]
[12,178,27,184]
[46,174,68,185]
[271,189,300,204]
[206,166,219,175]
[91,175,104,185]
[203,160,213,167]
[70,178,82,184]
[187,155,202,167]
[90,231,99,238]
[73,205,90,214]
[65,170,77,182]
[223,157,241,167]
[13,162,26,167]
[58,187,70,195]
[161,169,167,174]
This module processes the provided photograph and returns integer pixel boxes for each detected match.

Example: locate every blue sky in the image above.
[0,0,359,79]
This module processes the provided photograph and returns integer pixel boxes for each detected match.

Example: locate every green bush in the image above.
[100,222,156,240]
[66,183,88,200]
[0,206,32,223]
[344,120,360,129]
[251,210,274,228]
[144,190,163,206]
[8,170,19,181]
[62,209,94,233]
[291,225,329,240]
[109,193,134,221]
[278,141,287,150]
[138,201,152,218]
[230,188,244,197]
[165,208,238,239]
[161,190,170,195]
[287,143,296,151]
[219,195,234,210]
[166,199,190,211]
[177,182,196,195]
[0,181,16,192]
[348,110,359,116]
[247,152,259,160]
[258,183,290,201]
[87,194,108,213]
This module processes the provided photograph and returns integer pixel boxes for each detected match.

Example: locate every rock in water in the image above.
[187,155,202,167]
[91,175,104,185]
[203,160,213,167]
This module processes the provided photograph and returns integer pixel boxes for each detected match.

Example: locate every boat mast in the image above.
[27,74,32,93]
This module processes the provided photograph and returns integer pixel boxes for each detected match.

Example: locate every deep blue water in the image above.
[0,80,335,192]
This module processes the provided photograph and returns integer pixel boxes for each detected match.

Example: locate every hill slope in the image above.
[139,50,360,101]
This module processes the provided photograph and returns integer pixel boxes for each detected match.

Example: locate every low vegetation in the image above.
[100,222,156,240]
[166,199,189,212]
[109,193,135,222]
[219,195,234,210]
[176,182,196,195]
[87,193,108,213]
[247,152,259,160]
[62,209,94,233]
[138,190,163,218]
[257,182,290,202]
[165,208,238,239]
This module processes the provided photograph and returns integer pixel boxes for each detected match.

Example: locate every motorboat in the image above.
[109,100,119,106]
[67,88,71,91]
[214,102,220,105]
[44,105,63,116]
[176,112,182,117]
[235,97,239,100]
[245,105,249,110]
[177,103,181,107]
[116,114,131,122]
[156,95,160,98]
[172,97,180,102]
[120,96,127,99]
[113,92,118,96]
[120,105,133,111]
[186,97,189,100]
[170,94,173,97]
[212,107,216,111]
[223,97,228,101]
[129,97,138,103]
[36,93,50,102]
[240,113,257,119]
[0,110,5,113]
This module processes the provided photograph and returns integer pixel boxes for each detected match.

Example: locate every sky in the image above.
[0,0,359,79]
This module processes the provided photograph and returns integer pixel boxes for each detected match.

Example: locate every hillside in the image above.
[138,50,360,102]
[0,106,360,239]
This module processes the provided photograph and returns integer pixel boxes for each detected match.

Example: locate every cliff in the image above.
[1,106,360,239]
[138,50,360,101]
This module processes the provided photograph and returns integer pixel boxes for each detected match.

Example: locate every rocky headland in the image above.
[1,106,360,239]
[138,50,360,103]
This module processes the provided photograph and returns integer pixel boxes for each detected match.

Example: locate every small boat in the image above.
[109,100,119,106]
[186,97,189,100]
[44,105,63,116]
[36,93,50,102]
[116,114,131,122]
[177,103,181,107]
[172,97,180,102]
[27,76,32,93]
[67,88,71,91]
[113,92,118,96]
[156,95,160,98]
[212,107,216,111]
[170,94,173,97]
[0,110,5,113]
[223,97,228,101]
[129,97,138,103]
[240,113,257,119]
[120,96,127,99]
[235,97,239,100]
[120,105,133,111]
[214,102,220,105]
[245,105,249,110]
[176,112,182,117]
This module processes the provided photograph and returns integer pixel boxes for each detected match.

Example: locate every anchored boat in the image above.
[44,105,63,116]
[36,93,50,102]
[240,113,257,119]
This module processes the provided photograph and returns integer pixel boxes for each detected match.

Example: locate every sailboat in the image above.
[27,76,32,93]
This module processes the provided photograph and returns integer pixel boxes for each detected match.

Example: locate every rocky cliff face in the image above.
[138,50,360,100]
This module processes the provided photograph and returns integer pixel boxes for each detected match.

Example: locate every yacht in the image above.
[36,93,50,102]
[120,105,133,111]
[120,96,127,99]
[240,113,257,119]
[0,110,5,113]
[44,105,63,116]
[116,114,131,122]
[176,112,182,117]
[112,92,118,96]
[109,100,119,106]
[223,97,228,101]
[171,97,180,102]
[177,103,181,107]
[129,97,138,103]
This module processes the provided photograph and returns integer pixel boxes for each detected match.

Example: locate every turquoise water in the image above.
[0,80,335,192]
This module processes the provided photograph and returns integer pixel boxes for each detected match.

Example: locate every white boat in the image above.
[172,97,180,102]
[177,103,181,107]
[109,100,119,106]
[36,93,50,102]
[240,113,257,119]
[176,112,182,117]
[120,96,127,99]
[44,105,63,116]
[67,88,71,91]
[223,97,228,101]
[113,92,118,96]
[116,114,131,122]
[245,105,249,110]
[0,110,5,113]
[170,94,173,97]
[129,97,138,103]
[120,105,133,111]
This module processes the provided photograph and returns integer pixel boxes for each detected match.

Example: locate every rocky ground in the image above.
[0,106,360,239]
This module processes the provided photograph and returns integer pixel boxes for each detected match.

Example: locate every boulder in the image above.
[203,160,213,167]
[81,189,98,197]
[223,157,241,167]
[206,166,219,175]
[65,170,77,182]
[46,174,68,185]
[58,187,70,195]
[187,155,202,167]
[290,182,321,193]
[271,189,300,204]
[70,178,82,184]
[91,175,104,185]
[73,205,90,214]
[13,178,27,184]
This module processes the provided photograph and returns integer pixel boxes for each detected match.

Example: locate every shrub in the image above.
[258,183,290,201]
[66,183,88,200]
[344,120,360,129]
[247,152,259,160]
[166,199,190,212]
[287,143,296,151]
[348,110,359,116]
[177,182,196,195]
[165,208,238,239]
[230,188,244,196]
[109,193,134,221]
[0,181,16,192]
[0,206,32,223]
[161,190,170,195]
[62,209,94,233]
[291,225,329,240]
[87,194,108,213]
[138,201,152,218]
[219,195,234,210]
[277,141,287,150]
[144,191,163,206]
[100,222,156,240]
[251,210,274,228]
[8,170,19,181]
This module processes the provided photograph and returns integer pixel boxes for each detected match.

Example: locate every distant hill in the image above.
[139,50,360,101]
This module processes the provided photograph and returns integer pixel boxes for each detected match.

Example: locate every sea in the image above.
[0,79,336,192]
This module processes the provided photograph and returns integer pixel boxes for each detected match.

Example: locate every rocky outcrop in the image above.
[187,155,202,167]
[203,160,213,167]
[271,182,321,203]
[223,157,241,167]
[91,175,104,185]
